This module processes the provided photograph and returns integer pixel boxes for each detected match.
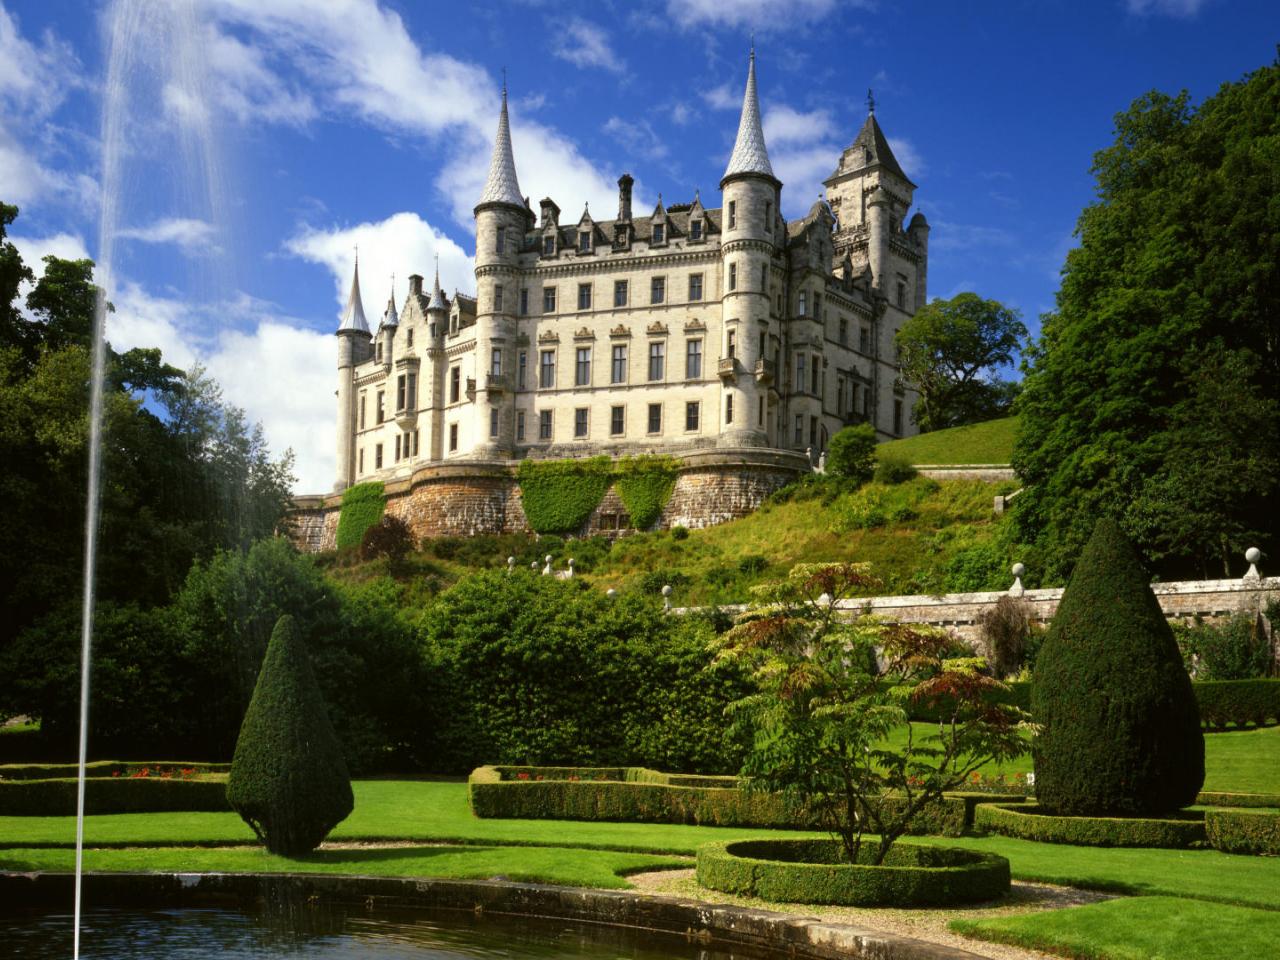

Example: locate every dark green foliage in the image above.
[1205,809,1280,855]
[614,455,680,530]
[0,760,227,780]
[1192,680,1280,728]
[978,596,1036,679]
[904,680,1033,723]
[359,514,413,564]
[1197,790,1280,808]
[874,450,918,485]
[517,456,613,533]
[697,839,1010,906]
[1032,519,1205,816]
[975,802,1206,848]
[1171,614,1274,680]
[335,481,385,550]
[0,777,228,816]
[671,525,689,540]
[227,616,354,855]
[738,554,768,574]
[826,423,876,483]
[1013,61,1280,580]
[419,571,752,774]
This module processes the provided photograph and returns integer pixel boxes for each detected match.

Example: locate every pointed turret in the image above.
[721,49,775,185]
[337,255,370,335]
[427,262,448,314]
[380,278,399,328]
[476,87,524,210]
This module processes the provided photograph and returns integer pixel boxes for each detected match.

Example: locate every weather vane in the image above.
[867,88,876,115]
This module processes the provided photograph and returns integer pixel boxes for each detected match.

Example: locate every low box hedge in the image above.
[1196,791,1280,808]
[0,776,229,816]
[974,802,1206,848]
[1192,680,1280,729]
[696,838,1010,906]
[0,761,229,781]
[1205,809,1280,855]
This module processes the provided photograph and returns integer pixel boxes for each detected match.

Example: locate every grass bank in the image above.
[878,417,1018,465]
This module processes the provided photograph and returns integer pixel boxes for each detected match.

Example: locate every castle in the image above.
[332,52,927,492]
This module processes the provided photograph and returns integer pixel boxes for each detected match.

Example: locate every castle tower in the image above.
[335,254,371,490]
[425,264,449,461]
[471,85,527,458]
[718,49,778,448]
[377,276,398,367]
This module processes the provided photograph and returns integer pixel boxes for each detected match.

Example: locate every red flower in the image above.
[516,772,530,781]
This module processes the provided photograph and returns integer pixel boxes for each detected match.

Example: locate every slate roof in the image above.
[830,112,914,185]
[722,51,774,182]
[477,89,524,208]
[337,257,371,335]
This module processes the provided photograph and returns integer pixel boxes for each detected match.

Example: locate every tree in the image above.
[1013,59,1280,581]
[894,293,1026,432]
[1032,519,1204,816]
[227,615,354,855]
[718,563,1029,865]
[826,423,877,483]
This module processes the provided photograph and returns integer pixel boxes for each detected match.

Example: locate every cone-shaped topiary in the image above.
[1032,518,1204,816]
[227,615,354,854]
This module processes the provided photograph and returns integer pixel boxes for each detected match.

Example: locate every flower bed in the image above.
[0,761,229,781]
[696,838,1010,906]
[1204,809,1280,855]
[974,802,1206,848]
[0,775,229,815]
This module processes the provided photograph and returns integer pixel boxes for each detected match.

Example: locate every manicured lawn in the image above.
[952,895,1280,960]
[877,417,1018,465]
[0,844,686,890]
[1200,725,1280,793]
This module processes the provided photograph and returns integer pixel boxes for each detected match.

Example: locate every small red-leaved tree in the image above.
[719,562,1031,864]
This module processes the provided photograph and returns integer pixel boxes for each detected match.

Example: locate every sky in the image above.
[1,0,1275,493]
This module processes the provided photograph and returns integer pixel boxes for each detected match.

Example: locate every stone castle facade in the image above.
[332,52,928,492]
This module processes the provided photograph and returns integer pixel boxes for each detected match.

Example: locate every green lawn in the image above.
[877,417,1018,465]
[952,895,1280,960]
[1200,725,1280,793]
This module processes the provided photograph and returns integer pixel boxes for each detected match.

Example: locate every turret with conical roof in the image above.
[335,254,372,491]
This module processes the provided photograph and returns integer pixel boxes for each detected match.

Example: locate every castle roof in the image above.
[337,256,371,335]
[477,88,524,209]
[427,264,448,312]
[380,282,398,329]
[722,50,775,183]
[829,112,914,186]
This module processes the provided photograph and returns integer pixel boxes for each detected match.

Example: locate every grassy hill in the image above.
[878,416,1018,465]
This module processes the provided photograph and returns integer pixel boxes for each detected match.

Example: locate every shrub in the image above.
[826,424,877,484]
[1197,790,1280,808]
[875,450,918,485]
[335,481,385,550]
[1205,810,1280,854]
[1172,613,1273,680]
[358,514,413,564]
[978,596,1035,679]
[974,802,1206,848]
[1193,679,1280,728]
[738,554,768,574]
[0,776,228,816]
[226,615,354,855]
[517,457,613,534]
[671,525,689,540]
[1031,518,1204,816]
[614,455,680,530]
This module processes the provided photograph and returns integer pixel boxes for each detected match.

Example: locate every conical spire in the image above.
[427,259,448,312]
[380,275,398,328]
[477,85,524,208]
[722,48,774,182]
[337,253,370,335]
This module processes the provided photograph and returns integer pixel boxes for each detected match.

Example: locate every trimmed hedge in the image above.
[0,761,229,781]
[0,776,229,815]
[614,455,680,530]
[1205,809,1280,855]
[517,457,613,534]
[335,481,385,550]
[696,838,1010,906]
[1193,680,1280,729]
[975,802,1206,848]
[1197,791,1280,808]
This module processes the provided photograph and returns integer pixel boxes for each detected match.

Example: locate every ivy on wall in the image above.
[517,457,614,534]
[614,455,680,530]
[335,481,386,550]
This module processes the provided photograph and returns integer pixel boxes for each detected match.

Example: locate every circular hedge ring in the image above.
[696,838,1009,907]
[975,802,1206,848]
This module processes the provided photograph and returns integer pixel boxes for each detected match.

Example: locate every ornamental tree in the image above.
[227,615,354,855]
[719,563,1030,865]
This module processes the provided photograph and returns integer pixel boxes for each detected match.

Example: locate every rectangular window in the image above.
[610,405,625,436]
[811,354,820,394]
[539,409,553,440]
[490,408,499,438]
[686,339,702,379]
[407,328,414,348]
[810,416,818,446]
[543,235,555,256]
[897,279,908,309]
[449,368,460,404]
[449,423,458,451]
[894,398,904,434]
[839,317,848,344]
[496,227,505,253]
[647,403,662,434]
[491,348,502,378]
[494,283,504,312]
[574,407,589,438]
[408,372,417,410]
[577,283,592,310]
[688,273,703,301]
[764,200,772,231]
[359,393,366,430]
[413,429,419,455]
[727,329,736,360]
[814,293,822,317]
[798,291,807,316]
[376,390,385,423]
[725,395,734,424]
[575,346,591,386]
[761,263,767,290]
[539,350,556,389]
[685,401,700,431]
[519,288,529,316]
[728,200,736,228]
[795,354,805,391]
[542,286,556,313]
[396,375,407,412]
[579,230,591,253]
[758,331,765,358]
[690,219,702,241]
[648,341,665,381]
[860,327,870,353]
[728,262,737,291]
[516,410,526,441]
[758,395,764,426]
[794,415,803,446]
[614,279,628,307]
[395,434,401,461]
[652,223,665,244]
[376,443,383,468]
[358,448,364,473]
[650,276,665,304]
[611,344,627,383]
[517,351,527,390]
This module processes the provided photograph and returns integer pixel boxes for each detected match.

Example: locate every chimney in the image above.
[408,274,424,297]
[617,173,634,222]
[539,197,560,227]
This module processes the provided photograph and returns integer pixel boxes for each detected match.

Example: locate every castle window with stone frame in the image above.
[647,403,662,434]
[810,416,818,447]
[543,235,555,256]
[519,288,529,315]
[648,341,665,381]
[686,401,700,431]
[839,316,848,345]
[491,348,502,378]
[610,405,625,435]
[359,393,366,430]
[574,407,589,438]
[358,448,364,473]
[376,340,383,363]
[860,326,870,353]
[449,423,458,452]
[575,347,591,386]
[449,368,460,404]
[795,354,805,392]
[490,408,499,438]
[793,415,802,446]
[516,410,526,441]
[539,350,556,389]
[517,351,527,390]
[688,273,703,301]
[798,290,807,316]
[543,286,557,313]
[613,279,628,307]
[650,276,665,304]
[689,218,702,241]
[375,443,384,468]
[579,231,591,253]
[494,284,504,312]
[376,390,385,423]
[897,277,908,310]
[760,264,767,290]
[728,262,737,291]
[764,200,772,233]
[611,344,627,383]
[577,283,592,310]
[725,394,734,424]
[811,354,820,394]
[727,200,736,229]
[407,328,414,348]
[539,409,553,440]
[727,329,737,360]
[686,339,702,379]
[652,223,665,244]
[496,227,506,253]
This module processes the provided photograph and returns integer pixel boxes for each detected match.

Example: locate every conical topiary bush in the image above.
[227,615,354,854]
[1032,518,1204,816]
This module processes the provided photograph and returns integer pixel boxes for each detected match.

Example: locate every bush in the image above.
[974,802,1206,848]
[826,424,877,484]
[226,615,354,855]
[1197,790,1280,808]
[335,481,385,550]
[671,525,689,540]
[358,514,413,564]
[875,450,918,485]
[614,455,680,530]
[0,776,228,816]
[517,457,613,534]
[1031,518,1204,816]
[696,839,1010,906]
[0,760,228,780]
[978,596,1035,679]
[738,554,768,574]
[1205,810,1280,855]
[1193,679,1280,728]
[1171,613,1273,680]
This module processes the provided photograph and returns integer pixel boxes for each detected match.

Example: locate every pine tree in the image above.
[226,615,354,854]
[1032,519,1204,816]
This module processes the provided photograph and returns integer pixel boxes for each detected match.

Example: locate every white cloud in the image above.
[666,0,869,30]
[761,105,841,217]
[702,83,739,111]
[887,136,925,179]
[763,104,837,146]
[551,18,623,74]
[202,24,316,126]
[602,116,669,163]
[117,217,220,255]
[10,231,91,274]
[670,102,696,126]
[1125,0,1210,17]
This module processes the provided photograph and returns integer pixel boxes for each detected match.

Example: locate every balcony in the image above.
[718,357,740,382]
[485,374,510,396]
[754,357,776,385]
[394,407,418,428]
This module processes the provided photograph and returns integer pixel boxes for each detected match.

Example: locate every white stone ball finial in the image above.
[661,583,673,611]
[542,554,553,576]
[1009,562,1026,598]
[567,558,575,578]
[1244,547,1262,581]
[507,556,516,573]
[606,588,617,599]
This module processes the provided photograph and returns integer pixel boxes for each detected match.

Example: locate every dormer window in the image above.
[652,223,665,244]
[543,235,555,256]
[579,231,591,253]
[689,219,702,241]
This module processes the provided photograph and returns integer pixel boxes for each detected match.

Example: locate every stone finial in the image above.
[1244,547,1262,581]
[606,588,617,599]
[662,583,673,611]
[567,558,575,578]
[530,561,539,571]
[1009,562,1026,598]
[542,554,553,576]
[507,556,516,573]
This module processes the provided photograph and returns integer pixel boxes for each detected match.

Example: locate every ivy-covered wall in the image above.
[614,455,680,530]
[335,481,385,550]
[516,457,614,534]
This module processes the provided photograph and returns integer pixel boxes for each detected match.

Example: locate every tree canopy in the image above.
[1012,58,1280,580]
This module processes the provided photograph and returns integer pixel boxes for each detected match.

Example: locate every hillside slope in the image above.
[878,416,1018,465]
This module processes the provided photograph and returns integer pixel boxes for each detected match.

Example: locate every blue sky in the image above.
[1,0,1275,492]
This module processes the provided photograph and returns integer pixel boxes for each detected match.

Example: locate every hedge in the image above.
[1197,791,1280,808]
[1193,680,1280,729]
[974,802,1206,848]
[613,455,680,530]
[696,838,1010,906]
[0,776,229,815]
[335,481,385,550]
[516,457,613,534]
[1204,809,1280,855]
[0,761,229,781]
